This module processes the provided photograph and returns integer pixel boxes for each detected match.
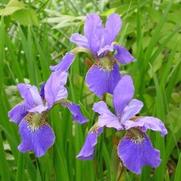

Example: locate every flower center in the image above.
[126,128,145,144]
[98,56,114,70]
[25,112,47,132]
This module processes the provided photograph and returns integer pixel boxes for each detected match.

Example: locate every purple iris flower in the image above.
[70,13,134,97]
[8,54,87,157]
[77,75,167,174]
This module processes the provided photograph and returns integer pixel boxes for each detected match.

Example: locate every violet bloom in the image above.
[70,13,134,97]
[8,62,87,157]
[77,75,167,174]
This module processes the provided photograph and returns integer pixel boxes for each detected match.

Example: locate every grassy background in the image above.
[0,0,181,180]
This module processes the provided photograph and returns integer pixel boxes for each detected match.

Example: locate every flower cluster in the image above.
[8,13,167,174]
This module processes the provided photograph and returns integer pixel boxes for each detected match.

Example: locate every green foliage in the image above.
[0,0,25,16]
[0,0,38,26]
[0,0,181,180]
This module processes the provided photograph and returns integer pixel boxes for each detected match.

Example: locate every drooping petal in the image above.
[84,13,103,55]
[113,75,134,116]
[18,119,55,157]
[77,127,103,160]
[8,102,28,124]
[104,13,122,45]
[117,135,161,174]
[17,84,43,109]
[114,45,134,64]
[62,102,88,124]
[124,116,167,136]
[121,99,143,123]
[85,64,121,97]
[44,71,68,108]
[69,33,88,48]
[50,52,75,72]
[93,101,123,130]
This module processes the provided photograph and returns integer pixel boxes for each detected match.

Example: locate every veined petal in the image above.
[8,102,28,124]
[62,102,88,124]
[121,99,143,123]
[77,127,103,160]
[17,84,43,109]
[84,13,103,55]
[114,45,134,64]
[118,135,160,174]
[105,13,122,45]
[18,119,55,157]
[50,52,75,72]
[93,101,123,130]
[85,64,121,97]
[113,75,134,116]
[69,33,88,48]
[124,116,167,136]
[44,71,68,108]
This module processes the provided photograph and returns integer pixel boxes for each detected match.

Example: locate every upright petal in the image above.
[114,45,134,64]
[44,71,68,108]
[104,13,122,45]
[84,13,103,55]
[93,101,123,130]
[124,116,167,136]
[18,119,55,157]
[8,102,28,124]
[62,102,88,124]
[118,135,161,174]
[77,127,103,160]
[85,64,121,97]
[50,52,75,72]
[113,75,134,116]
[121,99,143,123]
[17,84,43,108]
[69,33,88,48]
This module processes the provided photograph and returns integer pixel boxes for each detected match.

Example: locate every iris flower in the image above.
[8,53,87,157]
[70,13,134,97]
[77,75,167,174]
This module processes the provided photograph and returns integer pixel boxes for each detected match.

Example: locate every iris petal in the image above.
[84,13,103,55]
[77,127,103,160]
[113,75,134,116]
[114,45,134,64]
[50,52,75,72]
[18,119,55,157]
[93,101,123,130]
[69,33,89,48]
[44,71,68,108]
[124,116,168,136]
[121,99,143,123]
[118,135,160,174]
[8,102,28,124]
[105,13,122,45]
[62,102,88,124]
[17,84,43,109]
[86,64,121,97]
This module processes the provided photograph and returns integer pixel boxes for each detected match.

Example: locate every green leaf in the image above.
[174,153,181,181]
[0,0,25,16]
[12,8,39,26]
